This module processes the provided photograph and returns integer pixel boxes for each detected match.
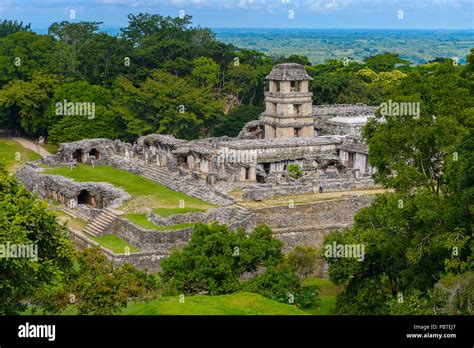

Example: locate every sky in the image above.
[0,0,473,30]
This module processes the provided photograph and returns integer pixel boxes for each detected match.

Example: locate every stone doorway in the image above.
[72,149,83,162]
[77,189,94,207]
[89,148,100,160]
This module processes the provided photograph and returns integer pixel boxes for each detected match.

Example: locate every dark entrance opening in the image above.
[72,149,83,163]
[77,189,94,206]
[263,163,270,174]
[348,153,355,168]
[177,155,188,168]
[89,148,100,160]
[256,175,265,183]
[245,167,251,180]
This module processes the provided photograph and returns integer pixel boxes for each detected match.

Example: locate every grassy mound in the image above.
[122,292,307,315]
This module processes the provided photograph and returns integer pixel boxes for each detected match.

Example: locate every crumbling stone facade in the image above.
[15,62,381,272]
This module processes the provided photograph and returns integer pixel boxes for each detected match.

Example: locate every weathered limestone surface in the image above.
[16,164,131,209]
[243,178,377,200]
[250,195,375,251]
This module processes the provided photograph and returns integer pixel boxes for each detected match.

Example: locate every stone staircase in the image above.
[228,203,255,230]
[83,208,119,237]
[142,164,235,206]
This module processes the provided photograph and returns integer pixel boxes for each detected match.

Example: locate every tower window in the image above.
[290,81,300,92]
[294,128,301,138]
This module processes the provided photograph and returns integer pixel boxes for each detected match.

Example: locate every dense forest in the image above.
[0,15,464,144]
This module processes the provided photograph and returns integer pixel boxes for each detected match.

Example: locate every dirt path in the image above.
[10,137,51,157]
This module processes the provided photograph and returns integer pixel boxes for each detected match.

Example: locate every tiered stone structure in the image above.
[261,63,314,139]
[16,63,382,273]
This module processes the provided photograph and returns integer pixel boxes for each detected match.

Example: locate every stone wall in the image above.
[112,218,194,252]
[16,164,131,209]
[67,228,167,273]
[250,194,375,251]
[149,206,255,231]
[242,177,378,200]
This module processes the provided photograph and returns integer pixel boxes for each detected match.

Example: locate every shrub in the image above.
[161,223,284,295]
[243,264,318,308]
[285,245,319,279]
[287,164,303,179]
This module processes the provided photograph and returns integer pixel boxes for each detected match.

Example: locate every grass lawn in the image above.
[153,207,207,217]
[90,234,140,254]
[125,213,195,230]
[0,139,41,172]
[301,277,342,315]
[122,292,307,315]
[44,164,216,213]
[23,292,307,315]
[43,143,59,154]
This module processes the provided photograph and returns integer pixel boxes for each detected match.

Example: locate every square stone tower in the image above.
[261,63,314,139]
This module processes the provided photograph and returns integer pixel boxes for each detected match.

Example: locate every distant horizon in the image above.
[2,0,472,31]
[30,27,474,32]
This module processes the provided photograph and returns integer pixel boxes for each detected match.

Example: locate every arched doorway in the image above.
[89,148,100,160]
[77,189,94,206]
[72,149,83,163]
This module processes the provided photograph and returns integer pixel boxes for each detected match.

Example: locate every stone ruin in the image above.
[16,63,381,272]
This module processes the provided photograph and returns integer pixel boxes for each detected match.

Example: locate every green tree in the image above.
[285,245,319,278]
[363,53,410,72]
[46,80,125,143]
[0,72,61,136]
[0,31,56,86]
[113,70,223,140]
[243,264,318,308]
[213,105,263,137]
[325,60,473,314]
[191,57,219,88]
[161,223,284,295]
[0,162,75,314]
[48,21,102,77]
[0,20,31,38]
[63,247,157,315]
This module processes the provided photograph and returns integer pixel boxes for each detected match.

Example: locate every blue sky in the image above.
[0,0,473,30]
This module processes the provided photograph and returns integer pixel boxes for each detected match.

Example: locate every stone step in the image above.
[83,208,119,237]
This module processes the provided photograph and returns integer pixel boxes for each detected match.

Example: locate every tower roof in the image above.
[265,63,313,81]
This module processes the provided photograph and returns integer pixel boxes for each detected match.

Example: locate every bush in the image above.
[285,245,319,279]
[287,164,302,179]
[243,265,318,308]
[161,223,284,295]
[33,246,159,315]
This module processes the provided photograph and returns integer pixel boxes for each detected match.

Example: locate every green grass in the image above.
[122,292,307,315]
[43,143,59,154]
[153,207,207,217]
[23,292,308,315]
[301,277,342,315]
[90,234,140,254]
[43,164,215,212]
[0,139,41,172]
[125,213,195,231]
